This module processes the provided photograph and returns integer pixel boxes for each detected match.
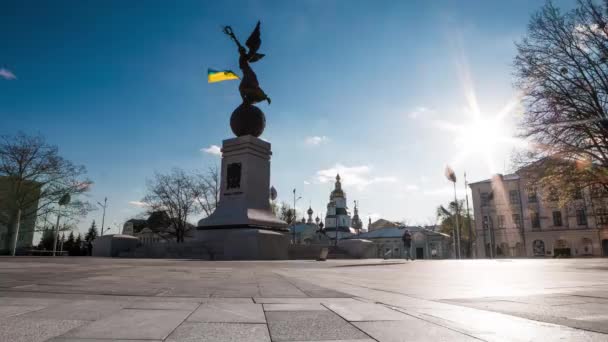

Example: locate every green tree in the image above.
[64,231,75,255]
[436,200,475,258]
[84,220,98,243]
[73,234,83,256]
[38,228,55,251]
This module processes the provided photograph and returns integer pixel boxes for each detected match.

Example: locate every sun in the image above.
[433,98,527,173]
[455,117,505,154]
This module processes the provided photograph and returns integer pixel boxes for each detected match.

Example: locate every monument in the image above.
[196,21,289,260]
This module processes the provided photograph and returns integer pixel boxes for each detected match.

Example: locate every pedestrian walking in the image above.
[402,229,412,260]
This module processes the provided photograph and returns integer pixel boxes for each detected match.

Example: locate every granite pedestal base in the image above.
[197,228,288,260]
[197,135,288,260]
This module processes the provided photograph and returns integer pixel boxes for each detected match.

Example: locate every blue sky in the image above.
[1,0,576,236]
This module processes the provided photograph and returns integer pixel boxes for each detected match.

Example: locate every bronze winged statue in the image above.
[223,22,271,105]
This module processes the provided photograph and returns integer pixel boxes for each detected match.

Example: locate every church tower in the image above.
[306,206,314,224]
[324,174,352,235]
[351,200,363,233]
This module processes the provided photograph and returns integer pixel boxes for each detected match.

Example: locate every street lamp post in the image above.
[292,189,301,244]
[97,197,107,236]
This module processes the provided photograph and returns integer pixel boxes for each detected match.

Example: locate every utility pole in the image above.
[97,197,107,236]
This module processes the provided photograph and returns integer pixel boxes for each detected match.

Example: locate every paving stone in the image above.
[354,320,479,342]
[324,302,410,321]
[291,340,375,342]
[126,300,200,310]
[266,310,368,341]
[63,308,191,340]
[188,302,265,323]
[0,305,44,318]
[166,322,270,342]
[263,303,327,311]
[254,297,360,304]
[0,317,86,342]
[49,339,162,342]
[202,297,254,303]
[22,300,127,321]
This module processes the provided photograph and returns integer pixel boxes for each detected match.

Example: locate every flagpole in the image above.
[453,181,461,259]
[464,172,472,259]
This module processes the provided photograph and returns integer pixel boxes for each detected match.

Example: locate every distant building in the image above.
[368,218,401,232]
[347,225,451,259]
[469,173,608,258]
[323,174,360,241]
[122,212,195,244]
[290,206,330,245]
[0,176,40,252]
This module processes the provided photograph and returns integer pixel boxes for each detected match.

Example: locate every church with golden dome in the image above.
[324,174,363,241]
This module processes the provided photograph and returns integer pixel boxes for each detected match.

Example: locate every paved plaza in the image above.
[0,258,608,341]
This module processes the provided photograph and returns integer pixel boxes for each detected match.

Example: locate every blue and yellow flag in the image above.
[208,68,239,83]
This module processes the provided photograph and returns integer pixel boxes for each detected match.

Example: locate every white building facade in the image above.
[470,173,608,258]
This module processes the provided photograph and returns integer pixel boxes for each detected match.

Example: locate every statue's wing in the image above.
[246,21,262,54]
[248,53,265,63]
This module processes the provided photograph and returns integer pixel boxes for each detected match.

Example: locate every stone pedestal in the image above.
[197,135,288,260]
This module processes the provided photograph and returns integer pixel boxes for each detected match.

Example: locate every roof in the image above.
[468,173,520,186]
[347,225,449,239]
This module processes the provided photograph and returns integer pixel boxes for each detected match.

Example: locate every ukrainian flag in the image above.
[208,68,240,83]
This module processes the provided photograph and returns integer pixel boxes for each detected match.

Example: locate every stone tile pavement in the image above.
[0,257,607,341]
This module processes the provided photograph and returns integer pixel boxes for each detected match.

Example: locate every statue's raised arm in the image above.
[223,21,270,105]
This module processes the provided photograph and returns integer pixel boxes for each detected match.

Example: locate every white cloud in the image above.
[0,68,16,80]
[423,187,453,196]
[405,184,419,191]
[304,136,329,146]
[128,201,149,208]
[408,106,433,119]
[315,164,397,190]
[201,145,222,156]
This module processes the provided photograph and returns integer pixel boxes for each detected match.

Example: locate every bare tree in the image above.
[142,168,201,242]
[514,0,608,199]
[193,166,220,218]
[0,133,92,254]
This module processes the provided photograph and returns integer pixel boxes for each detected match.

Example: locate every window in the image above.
[532,240,545,256]
[531,212,540,229]
[552,211,563,227]
[576,209,587,226]
[596,208,608,224]
[482,216,490,230]
[573,188,583,199]
[591,185,608,198]
[548,187,559,202]
[509,190,519,204]
[497,215,505,229]
[512,213,521,229]
[481,192,490,206]
[527,187,538,203]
